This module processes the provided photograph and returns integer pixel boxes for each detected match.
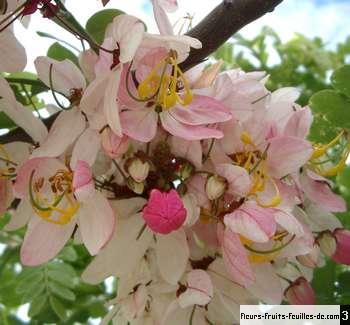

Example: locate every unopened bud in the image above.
[127,158,150,183]
[332,229,350,265]
[296,245,320,268]
[206,175,227,200]
[175,161,194,181]
[284,277,315,305]
[127,178,145,195]
[317,231,337,257]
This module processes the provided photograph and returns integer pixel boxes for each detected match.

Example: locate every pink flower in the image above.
[284,277,315,305]
[143,189,187,234]
[224,201,277,243]
[218,224,255,287]
[332,229,350,265]
[119,49,231,142]
[14,157,115,265]
[177,270,214,308]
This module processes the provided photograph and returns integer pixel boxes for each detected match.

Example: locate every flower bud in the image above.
[127,158,150,183]
[317,231,337,257]
[101,129,129,159]
[206,175,227,200]
[127,178,145,195]
[284,277,315,305]
[332,229,350,265]
[175,161,194,181]
[143,189,186,234]
[296,245,320,268]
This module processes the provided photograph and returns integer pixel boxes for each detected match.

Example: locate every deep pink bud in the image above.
[284,277,316,305]
[142,189,187,235]
[332,229,350,265]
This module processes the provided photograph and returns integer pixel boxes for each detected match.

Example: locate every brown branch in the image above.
[180,0,284,70]
[0,0,284,145]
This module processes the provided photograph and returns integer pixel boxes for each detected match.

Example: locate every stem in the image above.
[112,160,128,181]
[189,305,196,325]
[203,139,215,163]
[21,84,42,119]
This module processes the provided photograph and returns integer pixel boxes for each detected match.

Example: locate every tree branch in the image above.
[0,0,284,144]
[180,0,284,70]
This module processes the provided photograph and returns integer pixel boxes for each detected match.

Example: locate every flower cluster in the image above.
[1,0,350,324]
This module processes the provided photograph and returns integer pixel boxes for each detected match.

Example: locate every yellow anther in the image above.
[240,132,254,146]
[311,130,344,160]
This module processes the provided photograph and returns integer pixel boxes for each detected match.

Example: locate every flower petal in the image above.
[20,217,76,266]
[121,108,158,142]
[77,191,115,255]
[178,270,213,308]
[0,29,26,72]
[160,111,223,140]
[156,229,189,285]
[267,136,313,179]
[220,226,255,287]
[31,109,86,158]
[170,96,231,126]
[70,128,101,169]
[35,57,86,96]
[216,164,251,197]
[82,212,152,284]
[224,202,276,243]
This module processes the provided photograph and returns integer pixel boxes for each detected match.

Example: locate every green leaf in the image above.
[37,31,80,52]
[310,89,350,129]
[49,296,68,321]
[21,282,46,304]
[49,281,76,301]
[28,294,47,317]
[58,246,78,262]
[47,42,79,67]
[308,116,338,143]
[0,111,16,129]
[337,167,350,193]
[331,65,350,98]
[47,270,76,288]
[16,271,44,294]
[86,9,124,44]
[0,213,11,230]
[48,261,76,278]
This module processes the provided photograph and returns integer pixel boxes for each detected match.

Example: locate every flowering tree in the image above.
[1,0,350,323]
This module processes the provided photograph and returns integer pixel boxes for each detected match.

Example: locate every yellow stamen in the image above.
[137,52,193,111]
[311,130,344,160]
[254,179,282,208]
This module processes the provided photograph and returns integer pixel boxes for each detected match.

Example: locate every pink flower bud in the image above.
[317,231,337,257]
[332,229,350,265]
[101,129,129,159]
[284,277,315,305]
[143,189,187,235]
[128,158,150,183]
[205,175,227,200]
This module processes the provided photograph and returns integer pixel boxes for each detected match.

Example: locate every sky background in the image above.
[13,0,350,72]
